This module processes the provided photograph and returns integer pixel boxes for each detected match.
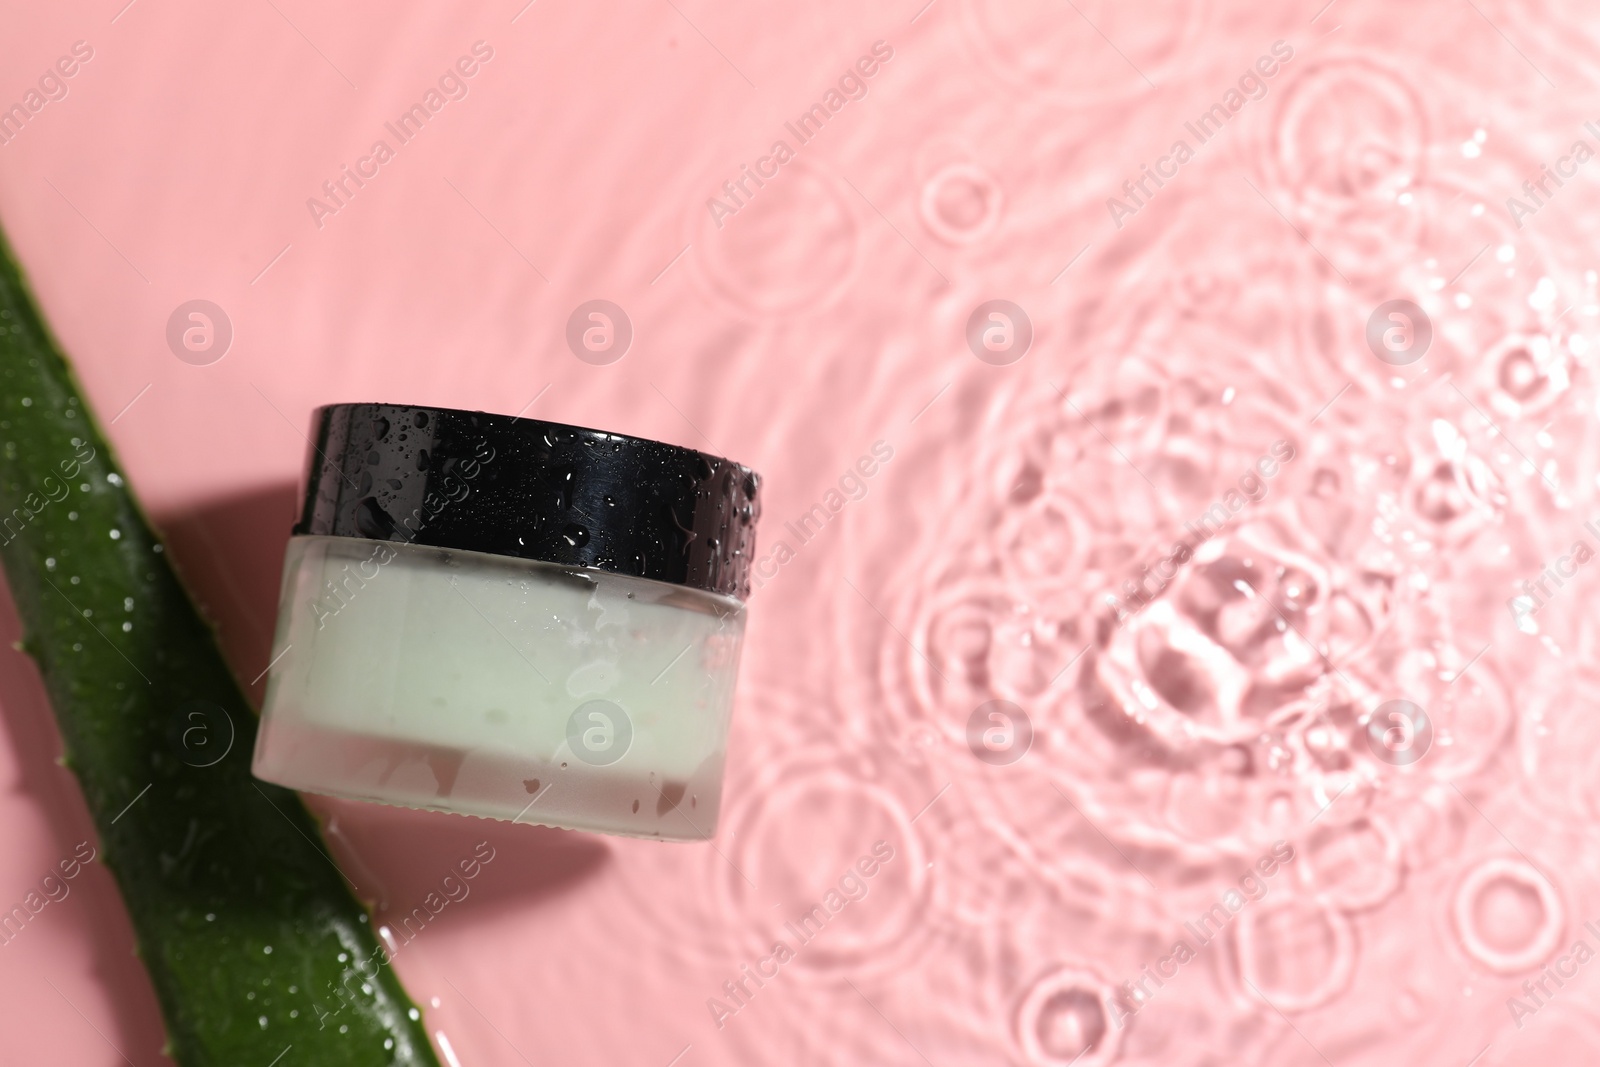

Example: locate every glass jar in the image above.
[252,404,761,841]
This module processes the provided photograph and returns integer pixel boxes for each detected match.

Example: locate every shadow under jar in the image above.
[251,403,762,841]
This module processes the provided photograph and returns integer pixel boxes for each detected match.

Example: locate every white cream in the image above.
[253,535,746,840]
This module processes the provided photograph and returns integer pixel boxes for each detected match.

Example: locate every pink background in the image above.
[2,0,1599,1063]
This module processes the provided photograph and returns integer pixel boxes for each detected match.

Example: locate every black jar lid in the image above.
[295,404,762,601]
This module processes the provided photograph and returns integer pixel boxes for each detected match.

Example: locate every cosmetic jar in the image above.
[251,403,761,841]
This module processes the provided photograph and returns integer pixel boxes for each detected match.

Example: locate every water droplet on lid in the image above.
[562,524,590,548]
[372,416,390,440]
[416,448,430,471]
[356,498,398,539]
[414,411,429,428]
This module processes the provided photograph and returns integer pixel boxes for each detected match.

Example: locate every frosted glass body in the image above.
[252,535,746,840]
